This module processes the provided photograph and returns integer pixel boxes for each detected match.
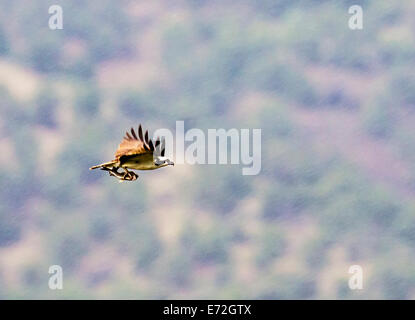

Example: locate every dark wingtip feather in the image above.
[131,127,138,140]
[161,137,166,156]
[155,136,161,147]
[138,125,143,142]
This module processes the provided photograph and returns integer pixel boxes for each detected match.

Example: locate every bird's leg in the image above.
[121,167,139,181]
[122,167,132,179]
[129,171,138,180]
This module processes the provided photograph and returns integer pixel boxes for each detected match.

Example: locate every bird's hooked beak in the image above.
[168,160,175,166]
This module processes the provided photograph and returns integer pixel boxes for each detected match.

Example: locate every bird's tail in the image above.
[89,160,118,170]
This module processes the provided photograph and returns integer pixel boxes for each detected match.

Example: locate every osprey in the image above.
[90,125,174,181]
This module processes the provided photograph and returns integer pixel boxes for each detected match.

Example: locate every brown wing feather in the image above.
[114,125,155,160]
[148,140,154,151]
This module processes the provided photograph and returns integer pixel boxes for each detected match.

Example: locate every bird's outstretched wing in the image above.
[115,124,162,160]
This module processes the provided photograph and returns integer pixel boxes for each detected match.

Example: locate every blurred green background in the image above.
[0,0,415,299]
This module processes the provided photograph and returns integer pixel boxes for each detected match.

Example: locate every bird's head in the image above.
[154,156,174,168]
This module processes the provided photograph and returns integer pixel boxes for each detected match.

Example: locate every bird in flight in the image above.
[90,124,174,181]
